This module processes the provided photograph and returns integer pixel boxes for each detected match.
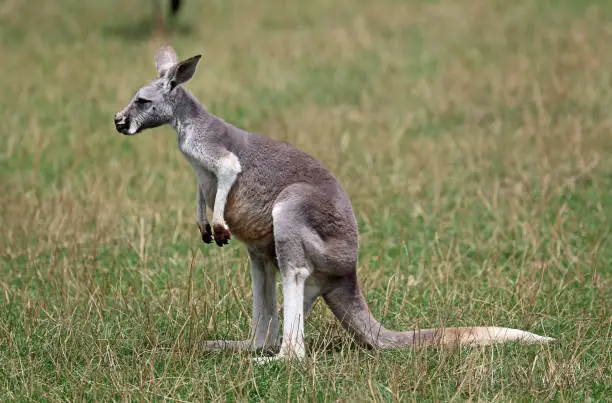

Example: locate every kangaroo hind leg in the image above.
[202,249,279,352]
[255,193,322,363]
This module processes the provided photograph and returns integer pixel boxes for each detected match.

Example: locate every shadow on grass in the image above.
[101,17,193,41]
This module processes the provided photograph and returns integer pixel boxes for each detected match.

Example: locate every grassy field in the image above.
[1,0,612,400]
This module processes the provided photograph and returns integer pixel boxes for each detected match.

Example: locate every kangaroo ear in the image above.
[166,55,202,89]
[154,45,178,77]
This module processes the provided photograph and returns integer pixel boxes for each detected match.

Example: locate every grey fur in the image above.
[114,46,554,361]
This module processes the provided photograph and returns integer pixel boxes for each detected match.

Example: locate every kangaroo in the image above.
[114,45,554,362]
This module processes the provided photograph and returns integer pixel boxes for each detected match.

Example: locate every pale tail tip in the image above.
[523,333,555,344]
[484,328,556,345]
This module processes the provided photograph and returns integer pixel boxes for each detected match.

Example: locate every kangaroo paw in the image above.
[253,351,305,364]
[198,223,213,244]
[212,223,231,247]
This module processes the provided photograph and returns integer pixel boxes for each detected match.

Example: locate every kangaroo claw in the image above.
[198,223,213,244]
[212,223,231,247]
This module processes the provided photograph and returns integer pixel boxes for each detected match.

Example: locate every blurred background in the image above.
[1,0,611,400]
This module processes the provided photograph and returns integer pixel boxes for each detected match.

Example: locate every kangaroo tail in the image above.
[323,278,554,348]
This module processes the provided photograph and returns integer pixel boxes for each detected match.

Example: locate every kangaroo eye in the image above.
[135,98,151,105]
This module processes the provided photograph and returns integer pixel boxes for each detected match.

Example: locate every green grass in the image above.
[1,0,611,400]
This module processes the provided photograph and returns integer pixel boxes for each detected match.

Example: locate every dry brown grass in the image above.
[1,0,611,400]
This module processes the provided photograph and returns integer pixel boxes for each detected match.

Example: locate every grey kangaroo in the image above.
[114,45,553,362]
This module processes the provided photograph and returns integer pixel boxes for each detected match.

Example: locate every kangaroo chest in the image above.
[177,135,219,210]
[177,131,275,246]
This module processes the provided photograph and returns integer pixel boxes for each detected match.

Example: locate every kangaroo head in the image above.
[114,45,201,135]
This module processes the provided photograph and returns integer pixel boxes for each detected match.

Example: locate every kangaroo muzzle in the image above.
[114,112,130,135]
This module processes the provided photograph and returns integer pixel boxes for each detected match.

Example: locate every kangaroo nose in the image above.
[114,113,130,134]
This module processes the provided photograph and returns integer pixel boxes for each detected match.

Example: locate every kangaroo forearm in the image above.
[196,185,208,224]
[212,169,239,224]
[211,153,242,225]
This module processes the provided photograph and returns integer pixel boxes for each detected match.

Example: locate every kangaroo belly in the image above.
[224,177,275,244]
[193,164,274,244]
